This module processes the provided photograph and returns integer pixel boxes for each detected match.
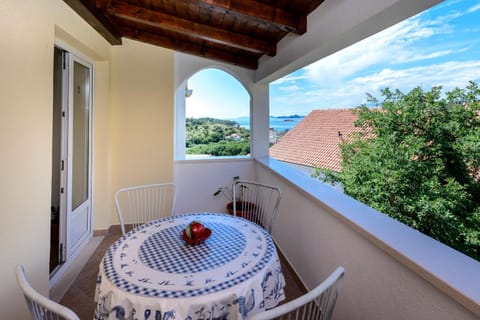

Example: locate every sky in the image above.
[186,0,480,118]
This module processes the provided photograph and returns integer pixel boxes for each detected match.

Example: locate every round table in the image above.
[94,213,285,320]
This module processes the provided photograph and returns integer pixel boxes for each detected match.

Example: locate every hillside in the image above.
[186,118,250,156]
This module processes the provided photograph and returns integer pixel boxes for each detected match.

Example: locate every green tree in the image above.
[185,117,250,156]
[187,141,250,156]
[314,82,480,260]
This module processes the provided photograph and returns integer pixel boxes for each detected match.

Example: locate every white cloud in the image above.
[271,74,308,85]
[467,3,480,13]
[278,85,301,92]
[405,50,454,62]
[302,8,457,88]
[270,0,480,117]
[271,60,480,115]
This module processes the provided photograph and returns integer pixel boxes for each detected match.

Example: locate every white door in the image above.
[66,54,93,259]
[54,50,93,265]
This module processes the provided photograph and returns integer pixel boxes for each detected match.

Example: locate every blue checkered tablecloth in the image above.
[94,213,285,320]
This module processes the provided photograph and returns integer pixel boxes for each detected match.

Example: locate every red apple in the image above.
[189,221,205,237]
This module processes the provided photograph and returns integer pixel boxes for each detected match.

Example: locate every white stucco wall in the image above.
[174,159,256,215]
[109,38,175,228]
[255,158,479,319]
[0,1,55,318]
[0,2,175,318]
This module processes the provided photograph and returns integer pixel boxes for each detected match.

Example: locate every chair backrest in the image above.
[15,265,80,320]
[232,180,281,234]
[115,182,176,234]
[250,267,345,320]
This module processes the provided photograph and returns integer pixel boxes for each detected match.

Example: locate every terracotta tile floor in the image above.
[60,231,306,319]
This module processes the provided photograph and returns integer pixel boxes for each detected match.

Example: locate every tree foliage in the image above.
[315,82,480,260]
[187,140,250,156]
[186,117,250,156]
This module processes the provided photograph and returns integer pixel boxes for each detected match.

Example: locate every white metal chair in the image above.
[15,265,80,320]
[250,267,345,320]
[115,182,176,235]
[232,180,281,234]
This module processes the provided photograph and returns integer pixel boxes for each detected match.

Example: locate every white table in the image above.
[94,212,285,320]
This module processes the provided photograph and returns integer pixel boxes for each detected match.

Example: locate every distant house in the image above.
[270,109,360,174]
[269,128,278,144]
[224,133,242,141]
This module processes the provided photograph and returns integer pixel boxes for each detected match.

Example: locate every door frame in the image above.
[50,41,94,285]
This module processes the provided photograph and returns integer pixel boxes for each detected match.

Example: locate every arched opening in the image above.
[176,68,251,159]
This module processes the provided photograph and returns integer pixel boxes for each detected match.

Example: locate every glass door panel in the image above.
[72,62,90,210]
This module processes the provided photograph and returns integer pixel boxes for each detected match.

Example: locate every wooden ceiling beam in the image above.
[119,26,259,69]
[192,0,307,34]
[108,1,276,55]
[306,0,327,13]
[63,0,326,69]
[63,0,122,45]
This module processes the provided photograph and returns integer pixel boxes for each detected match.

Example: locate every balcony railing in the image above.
[174,157,480,319]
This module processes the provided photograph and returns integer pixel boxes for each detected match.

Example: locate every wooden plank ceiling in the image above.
[64,0,325,69]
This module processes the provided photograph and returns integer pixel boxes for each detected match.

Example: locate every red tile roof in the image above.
[269,109,360,172]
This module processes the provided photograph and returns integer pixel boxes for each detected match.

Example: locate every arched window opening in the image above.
[185,68,251,159]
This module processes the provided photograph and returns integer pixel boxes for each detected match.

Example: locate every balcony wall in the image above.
[174,158,256,214]
[174,158,480,319]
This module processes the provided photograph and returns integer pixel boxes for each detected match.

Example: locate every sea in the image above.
[230,115,304,132]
